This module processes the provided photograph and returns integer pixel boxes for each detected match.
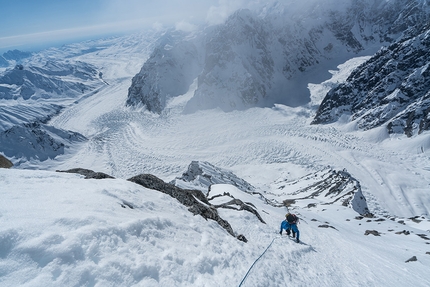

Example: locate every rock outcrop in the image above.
[312,24,430,136]
[56,168,114,179]
[171,161,255,194]
[273,168,370,215]
[0,154,13,168]
[128,173,247,241]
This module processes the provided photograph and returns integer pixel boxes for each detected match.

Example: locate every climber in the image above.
[279,212,300,243]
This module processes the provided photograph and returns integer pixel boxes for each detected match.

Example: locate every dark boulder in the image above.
[0,154,13,168]
[56,168,114,179]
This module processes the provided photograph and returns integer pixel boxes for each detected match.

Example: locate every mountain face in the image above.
[0,56,8,67]
[0,49,33,67]
[126,31,205,113]
[0,121,86,161]
[0,57,105,161]
[312,24,430,136]
[0,60,102,101]
[127,0,430,115]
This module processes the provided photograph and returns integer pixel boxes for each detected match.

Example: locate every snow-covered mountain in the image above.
[312,24,430,136]
[0,60,103,102]
[126,30,205,113]
[0,31,161,161]
[127,0,430,114]
[0,49,32,67]
[1,1,430,286]
[0,58,105,160]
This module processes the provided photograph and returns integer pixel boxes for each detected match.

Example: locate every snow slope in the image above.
[1,169,429,286]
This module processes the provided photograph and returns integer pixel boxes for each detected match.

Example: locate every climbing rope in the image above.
[238,236,279,287]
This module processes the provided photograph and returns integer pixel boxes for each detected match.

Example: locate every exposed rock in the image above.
[283,199,296,207]
[374,218,385,222]
[128,174,238,239]
[174,161,282,207]
[57,168,114,179]
[0,154,13,168]
[395,230,411,235]
[318,224,338,230]
[313,24,430,136]
[364,230,381,236]
[209,193,266,224]
[276,168,370,215]
[405,256,417,263]
[172,161,255,193]
[237,234,248,243]
[417,234,430,240]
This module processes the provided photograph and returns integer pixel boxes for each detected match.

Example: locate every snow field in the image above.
[2,170,429,286]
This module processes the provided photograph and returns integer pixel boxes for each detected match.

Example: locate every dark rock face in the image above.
[57,168,114,179]
[405,256,418,263]
[312,24,430,136]
[0,154,13,168]
[364,230,381,236]
[128,174,247,241]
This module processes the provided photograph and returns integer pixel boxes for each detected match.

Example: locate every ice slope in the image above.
[1,169,429,287]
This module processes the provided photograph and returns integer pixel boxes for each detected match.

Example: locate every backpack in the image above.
[286,213,298,224]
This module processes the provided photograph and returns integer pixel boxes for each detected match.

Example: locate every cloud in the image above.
[0,0,268,52]
[175,21,197,32]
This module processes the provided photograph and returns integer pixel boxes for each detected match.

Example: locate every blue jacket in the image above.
[280,219,300,240]
[280,220,289,232]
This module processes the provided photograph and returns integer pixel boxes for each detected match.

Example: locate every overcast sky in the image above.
[0,0,264,53]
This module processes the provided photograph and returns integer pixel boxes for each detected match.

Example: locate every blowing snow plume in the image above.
[126,0,430,114]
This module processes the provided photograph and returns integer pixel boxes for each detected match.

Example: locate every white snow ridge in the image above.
[1,1,430,286]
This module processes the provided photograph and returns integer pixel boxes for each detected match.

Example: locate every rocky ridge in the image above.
[312,24,430,136]
[269,168,370,215]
